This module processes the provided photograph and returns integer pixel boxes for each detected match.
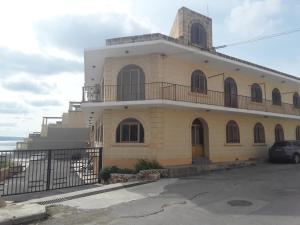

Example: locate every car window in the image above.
[273,141,291,147]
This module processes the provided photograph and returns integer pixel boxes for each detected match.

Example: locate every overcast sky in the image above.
[1,0,299,137]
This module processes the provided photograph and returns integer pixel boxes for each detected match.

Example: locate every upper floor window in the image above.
[224,77,238,108]
[296,126,300,140]
[191,70,207,94]
[272,88,281,106]
[117,64,145,101]
[275,124,284,142]
[254,123,265,143]
[226,120,240,143]
[251,83,263,103]
[116,118,144,143]
[293,92,300,108]
[191,23,207,48]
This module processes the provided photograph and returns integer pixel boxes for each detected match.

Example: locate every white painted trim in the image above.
[81,100,300,120]
[85,39,300,84]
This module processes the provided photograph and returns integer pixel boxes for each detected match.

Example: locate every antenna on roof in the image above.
[206,4,209,17]
[213,27,300,50]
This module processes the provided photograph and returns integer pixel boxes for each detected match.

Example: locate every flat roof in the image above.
[103,33,300,82]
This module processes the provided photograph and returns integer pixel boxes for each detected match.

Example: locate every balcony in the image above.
[82,82,300,117]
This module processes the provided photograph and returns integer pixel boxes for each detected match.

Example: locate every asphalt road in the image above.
[33,163,300,225]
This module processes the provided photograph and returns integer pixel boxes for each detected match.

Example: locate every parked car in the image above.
[269,140,300,164]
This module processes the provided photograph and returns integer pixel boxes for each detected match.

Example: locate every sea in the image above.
[0,141,18,151]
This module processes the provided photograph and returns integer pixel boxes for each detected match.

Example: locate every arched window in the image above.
[293,92,300,108]
[251,83,263,103]
[275,124,284,142]
[296,126,300,140]
[190,23,207,48]
[224,78,238,108]
[254,123,265,143]
[191,70,207,94]
[226,120,240,143]
[116,118,144,143]
[192,119,204,146]
[117,64,145,101]
[272,88,281,106]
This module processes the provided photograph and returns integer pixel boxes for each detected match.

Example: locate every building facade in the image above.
[17,102,90,150]
[82,7,300,168]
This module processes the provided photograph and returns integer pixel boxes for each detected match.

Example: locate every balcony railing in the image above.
[82,82,300,116]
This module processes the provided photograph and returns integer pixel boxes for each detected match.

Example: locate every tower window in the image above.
[191,23,207,48]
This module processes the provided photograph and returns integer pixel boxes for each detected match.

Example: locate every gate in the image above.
[0,148,102,196]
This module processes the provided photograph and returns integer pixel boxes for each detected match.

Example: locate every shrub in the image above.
[99,167,111,182]
[109,166,120,173]
[109,166,135,174]
[134,159,163,172]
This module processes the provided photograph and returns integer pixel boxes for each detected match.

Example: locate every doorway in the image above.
[191,118,208,162]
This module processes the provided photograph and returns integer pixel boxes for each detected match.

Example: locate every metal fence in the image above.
[0,148,102,196]
[82,82,300,116]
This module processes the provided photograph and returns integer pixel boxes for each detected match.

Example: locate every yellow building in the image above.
[82,7,300,168]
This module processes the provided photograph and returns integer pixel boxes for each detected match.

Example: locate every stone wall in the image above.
[169,7,213,49]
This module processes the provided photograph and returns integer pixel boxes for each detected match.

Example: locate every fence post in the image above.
[98,148,103,183]
[161,83,164,100]
[46,150,52,191]
[82,87,85,102]
[174,84,177,101]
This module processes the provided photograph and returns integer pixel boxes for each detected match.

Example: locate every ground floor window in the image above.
[296,126,300,140]
[116,118,144,143]
[226,120,240,143]
[254,123,265,143]
[275,124,284,142]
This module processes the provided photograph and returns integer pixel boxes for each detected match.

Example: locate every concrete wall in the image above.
[28,127,90,150]
[62,111,86,128]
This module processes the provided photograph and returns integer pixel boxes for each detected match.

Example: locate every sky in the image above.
[0,0,300,137]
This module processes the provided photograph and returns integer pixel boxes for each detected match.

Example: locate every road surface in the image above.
[32,163,300,225]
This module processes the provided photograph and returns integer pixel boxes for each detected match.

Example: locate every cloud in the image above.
[25,99,63,107]
[2,77,56,94]
[34,13,151,55]
[0,47,83,77]
[226,0,282,37]
[0,122,16,127]
[0,102,28,114]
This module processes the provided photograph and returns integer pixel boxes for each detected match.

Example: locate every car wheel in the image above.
[293,154,300,164]
[269,158,274,163]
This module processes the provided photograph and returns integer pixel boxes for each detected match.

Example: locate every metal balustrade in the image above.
[82,83,300,116]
